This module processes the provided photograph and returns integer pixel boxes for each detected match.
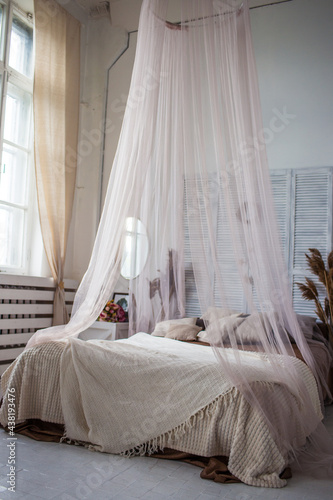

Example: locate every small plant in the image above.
[296,248,333,346]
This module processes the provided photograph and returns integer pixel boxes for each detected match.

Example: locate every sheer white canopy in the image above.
[27,0,333,476]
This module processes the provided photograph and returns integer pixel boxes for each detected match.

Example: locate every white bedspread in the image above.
[0,333,322,488]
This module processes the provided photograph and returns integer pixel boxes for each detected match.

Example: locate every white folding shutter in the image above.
[184,176,218,317]
[184,174,245,316]
[250,170,290,311]
[291,168,333,316]
[270,170,291,265]
[184,167,333,317]
[214,176,245,312]
[184,198,200,317]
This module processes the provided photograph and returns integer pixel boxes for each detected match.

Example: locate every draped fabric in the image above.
[27,0,333,476]
[33,0,80,325]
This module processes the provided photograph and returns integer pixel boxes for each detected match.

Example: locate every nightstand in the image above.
[79,321,129,341]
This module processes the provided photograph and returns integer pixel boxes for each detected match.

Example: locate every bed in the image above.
[1,315,331,488]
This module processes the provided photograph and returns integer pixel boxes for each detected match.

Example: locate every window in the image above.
[0,1,34,272]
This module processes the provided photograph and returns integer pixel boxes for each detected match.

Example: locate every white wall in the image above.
[64,9,128,281]
[65,0,333,282]
[251,0,333,170]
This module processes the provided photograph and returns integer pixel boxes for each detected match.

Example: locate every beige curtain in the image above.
[33,0,80,325]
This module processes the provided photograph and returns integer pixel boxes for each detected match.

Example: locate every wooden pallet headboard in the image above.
[0,274,78,375]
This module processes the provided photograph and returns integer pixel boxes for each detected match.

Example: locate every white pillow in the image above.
[152,317,197,337]
[198,314,244,343]
[201,307,240,323]
[234,312,280,343]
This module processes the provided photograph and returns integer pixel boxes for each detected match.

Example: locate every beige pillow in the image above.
[165,324,202,341]
[152,317,197,337]
[198,314,244,342]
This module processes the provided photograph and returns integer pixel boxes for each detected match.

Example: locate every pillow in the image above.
[165,324,202,341]
[198,314,244,343]
[315,321,330,342]
[296,314,317,338]
[151,317,197,337]
[201,307,240,323]
[234,312,282,344]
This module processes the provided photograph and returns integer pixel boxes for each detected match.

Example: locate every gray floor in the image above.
[0,405,332,500]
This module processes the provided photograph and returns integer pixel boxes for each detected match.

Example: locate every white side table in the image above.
[79,321,129,341]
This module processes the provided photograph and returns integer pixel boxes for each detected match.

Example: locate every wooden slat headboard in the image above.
[0,274,78,375]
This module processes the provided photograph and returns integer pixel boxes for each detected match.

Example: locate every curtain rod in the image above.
[129,0,293,33]
[166,0,293,27]
[251,0,292,9]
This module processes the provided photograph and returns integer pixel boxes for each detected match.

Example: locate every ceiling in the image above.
[19,0,292,21]
[75,0,292,21]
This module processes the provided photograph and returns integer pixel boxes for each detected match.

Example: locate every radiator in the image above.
[0,274,78,376]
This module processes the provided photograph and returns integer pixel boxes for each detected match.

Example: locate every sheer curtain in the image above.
[33,0,80,324]
[27,0,333,475]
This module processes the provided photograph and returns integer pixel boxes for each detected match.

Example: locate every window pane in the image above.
[0,4,4,61]
[4,82,32,148]
[0,143,29,205]
[0,205,24,267]
[9,14,33,78]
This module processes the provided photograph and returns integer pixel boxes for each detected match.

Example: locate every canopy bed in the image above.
[1,312,332,487]
[1,0,333,488]
[0,323,330,488]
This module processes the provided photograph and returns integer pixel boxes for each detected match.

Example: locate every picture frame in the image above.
[113,292,129,313]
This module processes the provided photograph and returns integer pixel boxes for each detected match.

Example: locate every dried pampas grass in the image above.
[296,248,333,347]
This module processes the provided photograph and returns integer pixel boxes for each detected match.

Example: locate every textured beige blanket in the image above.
[60,336,233,454]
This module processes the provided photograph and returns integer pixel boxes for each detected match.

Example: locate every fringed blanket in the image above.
[60,335,235,455]
[0,334,322,488]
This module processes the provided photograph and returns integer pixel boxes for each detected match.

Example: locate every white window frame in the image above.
[0,0,35,274]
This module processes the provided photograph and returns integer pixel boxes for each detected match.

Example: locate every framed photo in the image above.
[113,293,129,313]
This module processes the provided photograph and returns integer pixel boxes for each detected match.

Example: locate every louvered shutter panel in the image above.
[184,199,200,316]
[184,179,199,316]
[250,171,290,311]
[291,169,332,316]
[270,170,290,265]
[184,167,332,318]
[214,178,245,312]
[184,177,218,317]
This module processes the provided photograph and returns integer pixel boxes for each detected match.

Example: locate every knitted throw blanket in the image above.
[59,334,321,459]
[60,335,234,454]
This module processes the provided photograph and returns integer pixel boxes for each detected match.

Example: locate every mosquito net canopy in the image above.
[27,0,332,476]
